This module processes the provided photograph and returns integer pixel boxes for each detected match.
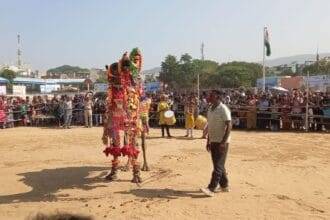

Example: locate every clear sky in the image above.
[1,0,330,72]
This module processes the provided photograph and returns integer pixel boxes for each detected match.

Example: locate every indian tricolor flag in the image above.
[264,27,271,56]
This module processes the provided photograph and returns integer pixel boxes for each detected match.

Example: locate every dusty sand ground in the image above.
[0,127,329,220]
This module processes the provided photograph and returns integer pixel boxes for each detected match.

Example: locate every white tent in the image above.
[270,86,288,92]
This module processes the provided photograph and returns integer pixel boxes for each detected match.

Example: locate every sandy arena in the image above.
[0,127,329,220]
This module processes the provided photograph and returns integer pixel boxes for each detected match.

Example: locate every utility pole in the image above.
[305,71,310,132]
[200,42,205,61]
[262,27,266,91]
[316,45,320,72]
[17,34,22,68]
[197,42,204,113]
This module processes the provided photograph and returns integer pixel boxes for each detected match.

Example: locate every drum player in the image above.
[157,94,172,138]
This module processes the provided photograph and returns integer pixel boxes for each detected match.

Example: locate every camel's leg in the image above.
[131,158,142,183]
[122,131,131,171]
[141,132,150,171]
[123,131,128,145]
[105,157,119,181]
[122,156,131,172]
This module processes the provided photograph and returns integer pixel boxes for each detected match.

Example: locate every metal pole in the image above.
[305,71,309,131]
[197,72,200,114]
[198,42,204,114]
[262,27,266,92]
[45,80,47,94]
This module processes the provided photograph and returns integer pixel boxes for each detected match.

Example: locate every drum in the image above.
[164,110,176,125]
[195,115,207,130]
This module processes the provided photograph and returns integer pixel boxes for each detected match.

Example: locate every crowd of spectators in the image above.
[0,93,106,129]
[147,88,330,131]
[1,88,330,131]
[222,88,330,131]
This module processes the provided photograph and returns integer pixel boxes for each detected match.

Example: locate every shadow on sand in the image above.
[116,188,208,199]
[0,166,109,204]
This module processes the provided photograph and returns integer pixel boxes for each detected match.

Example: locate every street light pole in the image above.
[197,72,200,106]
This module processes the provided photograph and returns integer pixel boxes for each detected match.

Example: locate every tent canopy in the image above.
[13,77,85,85]
[270,86,289,92]
[0,77,9,84]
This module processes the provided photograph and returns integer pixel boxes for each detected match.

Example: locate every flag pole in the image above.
[262,27,266,92]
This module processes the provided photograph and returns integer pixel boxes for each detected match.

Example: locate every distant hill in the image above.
[142,67,161,75]
[47,65,90,74]
[130,54,330,74]
[264,53,330,67]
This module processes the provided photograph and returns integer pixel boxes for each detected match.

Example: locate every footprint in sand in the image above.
[120,200,134,207]
[275,194,290,200]
[245,181,256,187]
[313,191,323,196]
[273,194,325,213]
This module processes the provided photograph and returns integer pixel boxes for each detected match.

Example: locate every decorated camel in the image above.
[102,48,149,183]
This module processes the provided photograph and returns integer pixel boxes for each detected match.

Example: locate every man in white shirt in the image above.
[64,96,73,129]
[84,96,93,128]
[201,90,232,197]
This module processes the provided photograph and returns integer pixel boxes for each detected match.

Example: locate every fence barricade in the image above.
[1,102,329,131]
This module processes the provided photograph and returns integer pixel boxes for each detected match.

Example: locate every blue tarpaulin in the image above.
[94,83,108,92]
[257,77,280,88]
[145,82,161,92]
[0,77,9,84]
[13,77,85,85]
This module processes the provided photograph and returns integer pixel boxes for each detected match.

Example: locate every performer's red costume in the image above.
[102,48,143,183]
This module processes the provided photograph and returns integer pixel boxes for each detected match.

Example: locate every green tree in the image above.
[302,60,330,75]
[193,59,219,88]
[160,54,202,90]
[96,73,107,83]
[159,54,262,90]
[0,69,16,83]
[159,55,180,89]
[180,53,193,64]
[176,57,199,89]
[204,62,262,88]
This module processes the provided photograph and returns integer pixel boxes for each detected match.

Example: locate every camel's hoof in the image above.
[105,173,118,182]
[131,176,142,183]
[121,165,130,172]
[141,165,150,172]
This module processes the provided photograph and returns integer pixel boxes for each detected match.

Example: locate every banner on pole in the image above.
[0,86,6,95]
[94,83,108,93]
[40,84,61,93]
[13,85,26,97]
